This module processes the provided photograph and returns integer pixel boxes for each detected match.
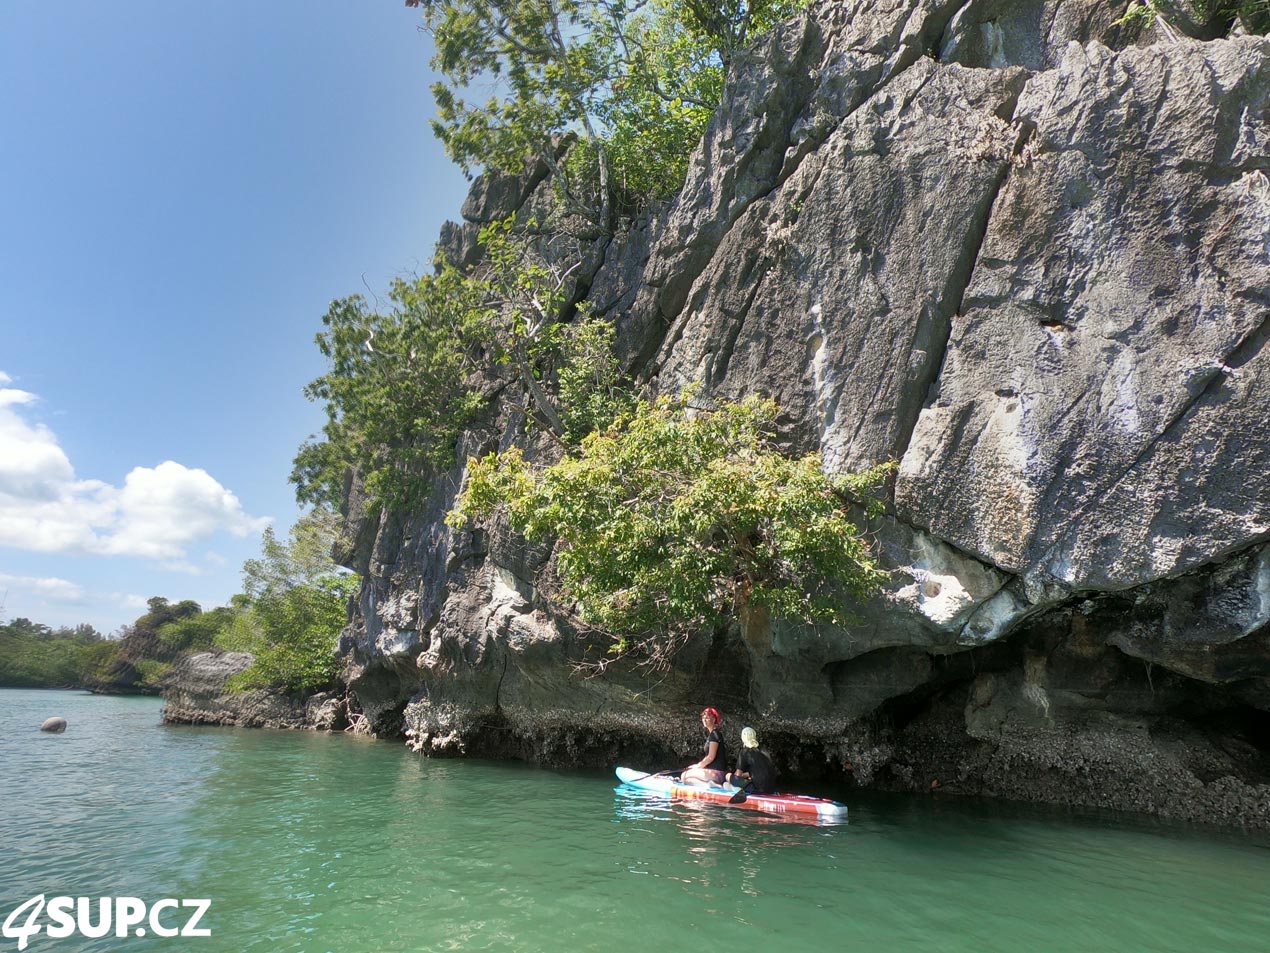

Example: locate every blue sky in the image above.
[0,2,469,632]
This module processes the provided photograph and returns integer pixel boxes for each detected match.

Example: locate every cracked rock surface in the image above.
[897,38,1270,593]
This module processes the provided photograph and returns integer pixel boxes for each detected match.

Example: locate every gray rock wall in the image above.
[162,652,346,731]
[897,38,1270,593]
[333,0,1270,827]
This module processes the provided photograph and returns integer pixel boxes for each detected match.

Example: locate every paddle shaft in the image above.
[625,769,679,783]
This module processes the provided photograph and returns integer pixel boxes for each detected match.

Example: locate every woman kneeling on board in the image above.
[681,707,729,785]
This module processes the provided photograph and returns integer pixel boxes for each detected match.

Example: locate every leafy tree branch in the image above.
[449,393,892,669]
[293,218,629,510]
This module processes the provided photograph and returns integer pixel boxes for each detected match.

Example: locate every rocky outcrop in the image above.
[335,0,1270,827]
[896,38,1270,593]
[161,652,347,731]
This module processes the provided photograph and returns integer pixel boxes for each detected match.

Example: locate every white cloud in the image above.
[0,372,271,565]
[0,385,76,499]
[0,572,87,605]
[99,461,270,560]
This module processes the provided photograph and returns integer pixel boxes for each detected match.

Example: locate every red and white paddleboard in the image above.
[615,766,848,821]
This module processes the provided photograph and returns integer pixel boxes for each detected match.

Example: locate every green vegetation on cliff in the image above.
[410,0,808,221]
[293,219,628,510]
[1120,0,1269,33]
[215,508,358,693]
[292,266,490,510]
[450,394,891,666]
[292,0,892,668]
[294,0,815,510]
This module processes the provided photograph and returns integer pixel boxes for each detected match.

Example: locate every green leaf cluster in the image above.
[221,573,358,695]
[133,659,173,689]
[157,607,237,653]
[292,265,491,510]
[82,597,196,692]
[555,310,636,440]
[1194,0,1270,31]
[1118,0,1269,32]
[449,393,891,661]
[293,216,634,511]
[410,0,810,218]
[216,509,358,694]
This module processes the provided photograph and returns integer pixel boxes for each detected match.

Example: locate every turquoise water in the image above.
[2,689,1268,952]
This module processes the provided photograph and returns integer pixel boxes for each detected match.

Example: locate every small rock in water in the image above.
[40,717,67,733]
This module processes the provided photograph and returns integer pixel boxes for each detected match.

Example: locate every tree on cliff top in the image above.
[294,0,812,510]
[406,0,808,224]
[292,260,490,510]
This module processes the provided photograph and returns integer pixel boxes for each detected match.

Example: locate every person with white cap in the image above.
[728,726,777,794]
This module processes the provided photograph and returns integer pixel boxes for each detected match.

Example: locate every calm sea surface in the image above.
[2,689,1268,952]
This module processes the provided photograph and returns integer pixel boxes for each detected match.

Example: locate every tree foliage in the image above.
[221,573,358,694]
[408,0,809,220]
[296,0,813,511]
[1193,0,1270,31]
[293,267,491,510]
[0,619,105,688]
[83,597,200,692]
[0,512,359,695]
[0,605,215,692]
[449,393,891,666]
[158,607,237,653]
[217,508,357,693]
[293,218,630,510]
[554,310,635,441]
[242,507,346,600]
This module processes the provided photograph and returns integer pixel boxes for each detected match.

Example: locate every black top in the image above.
[703,728,728,772]
[737,747,777,794]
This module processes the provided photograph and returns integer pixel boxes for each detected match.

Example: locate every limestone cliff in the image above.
[335,0,1270,827]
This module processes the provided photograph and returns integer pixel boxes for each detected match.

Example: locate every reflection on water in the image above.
[612,785,844,830]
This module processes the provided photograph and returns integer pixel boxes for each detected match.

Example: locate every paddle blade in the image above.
[728,788,748,804]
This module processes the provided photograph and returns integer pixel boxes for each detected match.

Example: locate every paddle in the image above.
[728,780,753,804]
[626,768,680,783]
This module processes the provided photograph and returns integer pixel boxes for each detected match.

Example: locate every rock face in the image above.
[896,38,1270,593]
[161,652,347,731]
[335,0,1270,827]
